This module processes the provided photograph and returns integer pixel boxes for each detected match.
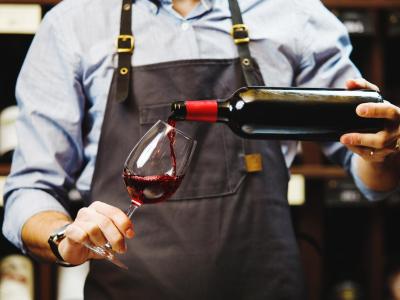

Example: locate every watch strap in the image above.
[48,223,75,267]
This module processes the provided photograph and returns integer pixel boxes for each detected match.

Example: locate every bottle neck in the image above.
[170,100,229,123]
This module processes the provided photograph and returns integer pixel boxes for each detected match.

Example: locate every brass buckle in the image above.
[117,35,134,53]
[231,24,250,44]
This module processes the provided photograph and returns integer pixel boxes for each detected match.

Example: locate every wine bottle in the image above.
[170,87,385,141]
[0,106,19,162]
[0,255,34,300]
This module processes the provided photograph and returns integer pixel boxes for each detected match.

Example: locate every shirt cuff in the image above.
[350,154,399,201]
[2,188,71,251]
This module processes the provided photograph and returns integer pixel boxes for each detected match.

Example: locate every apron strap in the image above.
[228,0,264,87]
[227,0,267,158]
[115,0,264,102]
[116,0,134,103]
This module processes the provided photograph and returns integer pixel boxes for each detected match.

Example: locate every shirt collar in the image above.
[145,0,214,18]
[157,0,214,8]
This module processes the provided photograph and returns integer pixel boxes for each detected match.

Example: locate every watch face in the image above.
[51,223,70,244]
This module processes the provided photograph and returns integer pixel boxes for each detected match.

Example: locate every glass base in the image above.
[83,243,128,269]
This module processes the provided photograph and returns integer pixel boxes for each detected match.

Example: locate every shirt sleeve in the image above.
[349,154,399,201]
[2,9,85,250]
[3,189,70,251]
[294,0,395,201]
[294,0,361,88]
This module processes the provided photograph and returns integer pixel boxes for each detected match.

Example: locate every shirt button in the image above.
[181,22,190,31]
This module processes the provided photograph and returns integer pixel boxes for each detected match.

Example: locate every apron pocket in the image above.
[139,103,247,201]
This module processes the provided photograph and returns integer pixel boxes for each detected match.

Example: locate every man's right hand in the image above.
[58,201,135,265]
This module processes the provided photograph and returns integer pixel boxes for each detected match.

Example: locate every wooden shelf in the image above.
[291,164,347,179]
[0,0,397,8]
[0,0,60,4]
[0,164,10,176]
[323,0,400,8]
[6,0,400,8]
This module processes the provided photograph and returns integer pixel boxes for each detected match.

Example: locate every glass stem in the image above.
[126,203,139,219]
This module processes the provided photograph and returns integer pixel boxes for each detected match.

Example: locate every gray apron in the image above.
[84,0,306,298]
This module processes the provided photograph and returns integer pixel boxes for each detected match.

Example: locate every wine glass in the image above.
[84,120,197,269]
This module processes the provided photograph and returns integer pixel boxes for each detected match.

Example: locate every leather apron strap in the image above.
[115,0,264,103]
[228,0,265,86]
[116,0,134,103]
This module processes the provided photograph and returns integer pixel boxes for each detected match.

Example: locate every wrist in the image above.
[21,211,72,263]
[48,223,76,267]
[355,153,400,192]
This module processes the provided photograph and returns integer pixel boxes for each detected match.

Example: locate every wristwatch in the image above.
[48,223,75,267]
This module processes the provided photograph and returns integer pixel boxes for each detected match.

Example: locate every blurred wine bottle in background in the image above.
[0,255,34,300]
[0,106,19,164]
[328,280,364,300]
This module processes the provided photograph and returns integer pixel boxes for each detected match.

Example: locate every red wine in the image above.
[123,119,183,206]
[169,87,385,141]
[167,118,176,128]
[123,169,184,205]
[167,118,177,176]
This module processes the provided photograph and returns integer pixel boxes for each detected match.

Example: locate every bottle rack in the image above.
[293,2,400,299]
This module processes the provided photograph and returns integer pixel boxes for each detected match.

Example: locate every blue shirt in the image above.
[2,0,388,250]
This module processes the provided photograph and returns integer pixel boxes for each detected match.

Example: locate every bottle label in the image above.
[186,100,217,122]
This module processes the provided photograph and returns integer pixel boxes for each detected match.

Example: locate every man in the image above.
[3,0,400,298]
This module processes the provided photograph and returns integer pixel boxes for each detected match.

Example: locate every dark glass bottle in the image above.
[170,87,385,141]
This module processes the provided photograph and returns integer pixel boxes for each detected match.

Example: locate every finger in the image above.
[340,131,397,150]
[76,206,127,253]
[58,236,102,264]
[65,221,91,245]
[95,214,127,253]
[90,201,134,238]
[73,219,108,247]
[344,145,372,160]
[355,102,400,121]
[346,78,380,91]
[344,145,389,163]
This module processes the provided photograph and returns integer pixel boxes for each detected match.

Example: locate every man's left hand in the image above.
[340,78,400,163]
